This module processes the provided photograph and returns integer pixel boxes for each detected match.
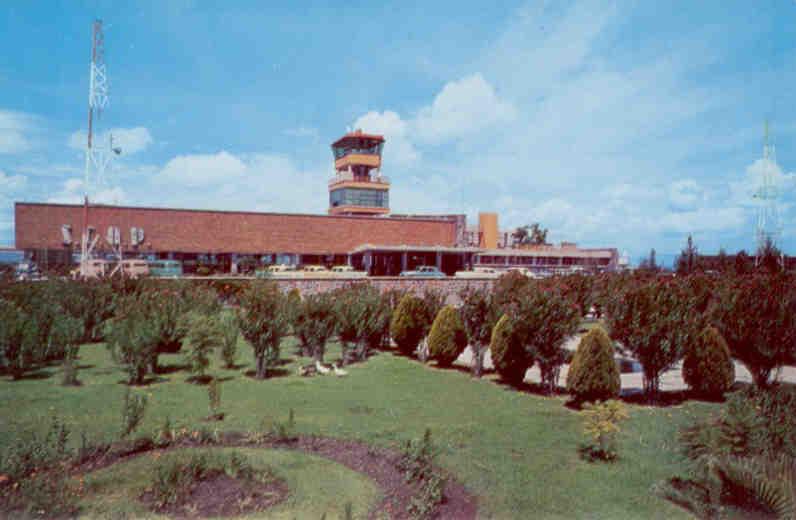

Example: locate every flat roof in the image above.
[477,248,617,258]
[350,244,482,254]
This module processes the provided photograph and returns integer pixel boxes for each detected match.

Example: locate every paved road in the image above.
[453,336,796,393]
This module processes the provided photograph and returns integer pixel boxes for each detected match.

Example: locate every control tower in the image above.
[328,130,389,216]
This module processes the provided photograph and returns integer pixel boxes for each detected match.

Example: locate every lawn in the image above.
[0,337,714,519]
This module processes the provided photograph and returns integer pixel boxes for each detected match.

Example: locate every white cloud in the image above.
[0,170,26,191]
[283,126,319,138]
[0,110,35,154]
[47,178,126,205]
[413,74,515,143]
[159,151,247,186]
[352,110,419,167]
[668,179,704,212]
[69,127,153,155]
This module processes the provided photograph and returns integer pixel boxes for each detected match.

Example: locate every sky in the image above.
[1,0,795,265]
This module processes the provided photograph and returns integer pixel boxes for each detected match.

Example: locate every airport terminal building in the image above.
[14,130,620,276]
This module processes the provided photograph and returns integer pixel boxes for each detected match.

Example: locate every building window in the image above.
[330,188,388,208]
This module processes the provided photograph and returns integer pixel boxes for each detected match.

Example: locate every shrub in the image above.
[709,274,796,389]
[0,415,71,482]
[682,326,735,399]
[121,389,148,438]
[181,312,222,380]
[580,400,629,461]
[489,314,530,385]
[418,290,446,361]
[293,293,337,362]
[390,294,427,356]
[207,378,222,419]
[236,282,289,379]
[218,311,239,368]
[459,288,499,377]
[514,285,580,394]
[604,277,703,400]
[427,305,467,368]
[104,296,161,385]
[334,284,388,364]
[566,326,620,403]
[0,300,37,379]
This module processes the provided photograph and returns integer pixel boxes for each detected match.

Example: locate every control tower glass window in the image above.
[330,188,388,208]
[333,143,382,159]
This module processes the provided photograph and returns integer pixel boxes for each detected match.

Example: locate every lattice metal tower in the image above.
[753,121,781,252]
[80,20,120,277]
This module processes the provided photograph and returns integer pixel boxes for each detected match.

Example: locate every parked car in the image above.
[69,259,111,280]
[330,265,367,278]
[302,265,332,277]
[506,267,542,279]
[15,262,45,281]
[148,259,183,278]
[454,266,501,279]
[120,259,150,279]
[255,264,302,279]
[399,265,446,278]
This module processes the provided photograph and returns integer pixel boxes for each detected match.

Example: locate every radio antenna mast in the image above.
[80,20,112,277]
[753,120,781,262]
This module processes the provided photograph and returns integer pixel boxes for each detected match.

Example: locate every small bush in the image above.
[489,314,530,386]
[398,428,437,483]
[0,415,71,482]
[390,295,427,356]
[219,311,239,368]
[682,326,734,399]
[427,305,467,367]
[182,312,223,381]
[17,468,81,518]
[580,400,629,462]
[121,389,148,438]
[207,378,222,419]
[566,326,620,404]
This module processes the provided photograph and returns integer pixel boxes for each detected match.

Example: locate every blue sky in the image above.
[1,0,795,265]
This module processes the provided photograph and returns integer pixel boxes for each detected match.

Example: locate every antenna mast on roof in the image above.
[80,20,116,277]
[753,120,781,261]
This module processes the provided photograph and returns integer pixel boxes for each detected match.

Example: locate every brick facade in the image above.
[15,203,457,256]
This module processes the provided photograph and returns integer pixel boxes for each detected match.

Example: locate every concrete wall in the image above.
[270,277,496,304]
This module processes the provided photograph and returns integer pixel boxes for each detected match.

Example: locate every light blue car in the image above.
[399,265,446,278]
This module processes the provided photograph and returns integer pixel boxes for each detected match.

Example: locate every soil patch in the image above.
[74,433,477,520]
[140,472,288,518]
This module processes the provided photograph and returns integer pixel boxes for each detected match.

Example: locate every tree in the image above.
[390,294,427,356]
[638,248,658,272]
[756,237,783,274]
[709,274,796,388]
[734,250,753,275]
[182,312,222,381]
[335,284,390,365]
[0,300,37,380]
[682,326,734,399]
[512,223,548,246]
[675,234,699,275]
[489,314,530,386]
[566,326,620,404]
[604,278,702,400]
[218,311,239,369]
[49,315,84,386]
[513,285,580,394]
[105,305,160,385]
[459,288,499,377]
[236,282,289,379]
[427,305,468,368]
[293,293,337,362]
[418,290,446,361]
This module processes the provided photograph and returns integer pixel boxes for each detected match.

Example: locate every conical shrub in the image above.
[490,314,531,386]
[427,305,467,367]
[683,326,735,399]
[566,326,620,403]
[389,294,426,356]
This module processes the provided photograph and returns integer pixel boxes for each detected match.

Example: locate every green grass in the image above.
[79,447,379,519]
[0,337,715,519]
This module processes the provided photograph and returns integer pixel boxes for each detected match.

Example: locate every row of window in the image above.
[332,143,384,159]
[330,188,389,208]
[476,255,611,266]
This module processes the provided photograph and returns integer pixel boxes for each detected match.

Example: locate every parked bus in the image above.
[147,260,183,278]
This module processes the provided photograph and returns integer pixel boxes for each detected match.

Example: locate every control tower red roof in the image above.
[332,129,385,148]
